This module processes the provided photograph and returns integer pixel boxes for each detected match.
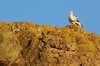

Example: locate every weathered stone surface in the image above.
[0,22,100,66]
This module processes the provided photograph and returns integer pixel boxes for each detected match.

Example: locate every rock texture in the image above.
[0,22,100,66]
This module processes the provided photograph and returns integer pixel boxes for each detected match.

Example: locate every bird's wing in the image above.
[75,18,80,23]
[75,18,83,27]
[69,17,74,22]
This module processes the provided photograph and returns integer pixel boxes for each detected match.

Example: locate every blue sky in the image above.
[0,0,100,34]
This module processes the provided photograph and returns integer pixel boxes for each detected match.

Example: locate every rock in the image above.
[0,22,100,66]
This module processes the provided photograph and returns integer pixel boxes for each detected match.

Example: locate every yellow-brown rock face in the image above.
[0,22,100,66]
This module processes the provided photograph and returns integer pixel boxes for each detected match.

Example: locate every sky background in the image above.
[0,0,100,34]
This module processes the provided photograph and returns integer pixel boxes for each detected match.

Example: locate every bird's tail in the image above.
[81,24,83,27]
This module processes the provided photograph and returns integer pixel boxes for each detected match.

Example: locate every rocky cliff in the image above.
[0,22,100,66]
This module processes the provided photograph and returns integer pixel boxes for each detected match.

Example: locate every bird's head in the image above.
[69,11,73,15]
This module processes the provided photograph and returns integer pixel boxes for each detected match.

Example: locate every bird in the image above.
[68,11,83,27]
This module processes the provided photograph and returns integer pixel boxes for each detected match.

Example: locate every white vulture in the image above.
[68,11,83,27]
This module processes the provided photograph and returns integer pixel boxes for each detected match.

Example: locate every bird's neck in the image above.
[69,14,73,17]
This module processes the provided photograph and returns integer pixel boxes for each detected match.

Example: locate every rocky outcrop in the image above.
[0,22,100,66]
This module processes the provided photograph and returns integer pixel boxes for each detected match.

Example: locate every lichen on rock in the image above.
[0,22,100,66]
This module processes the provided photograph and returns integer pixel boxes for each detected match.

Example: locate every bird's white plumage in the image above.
[68,11,83,27]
